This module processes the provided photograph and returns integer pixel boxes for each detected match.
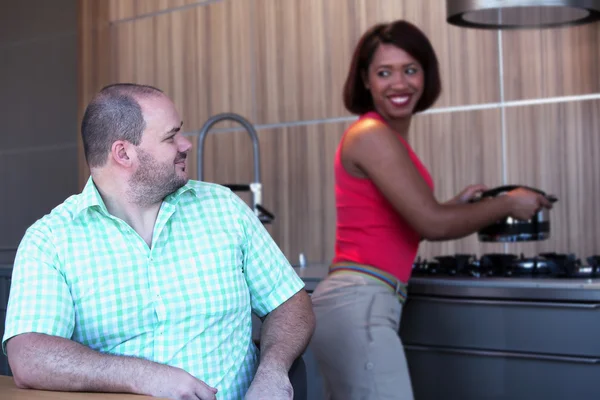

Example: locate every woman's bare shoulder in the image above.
[346,117,395,144]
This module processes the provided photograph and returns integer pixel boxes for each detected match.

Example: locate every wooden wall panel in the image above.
[111,1,253,131]
[198,122,347,264]
[254,0,500,126]
[411,109,506,258]
[379,0,501,108]
[108,0,208,22]
[502,24,600,100]
[185,132,253,232]
[78,0,111,188]
[79,0,600,264]
[254,0,329,124]
[504,100,600,258]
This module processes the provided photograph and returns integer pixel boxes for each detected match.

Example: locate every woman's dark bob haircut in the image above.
[343,20,441,115]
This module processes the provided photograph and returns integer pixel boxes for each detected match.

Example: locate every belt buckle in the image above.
[395,279,401,294]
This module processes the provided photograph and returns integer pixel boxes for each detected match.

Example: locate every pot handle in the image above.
[477,185,558,203]
[480,185,539,198]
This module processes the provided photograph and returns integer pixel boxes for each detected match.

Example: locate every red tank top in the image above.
[333,111,434,283]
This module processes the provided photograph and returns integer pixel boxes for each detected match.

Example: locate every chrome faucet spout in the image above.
[196,113,273,224]
[197,113,261,183]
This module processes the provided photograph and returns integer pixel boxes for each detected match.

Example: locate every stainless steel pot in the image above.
[474,185,558,243]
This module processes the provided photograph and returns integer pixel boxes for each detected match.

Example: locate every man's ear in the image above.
[111,141,133,167]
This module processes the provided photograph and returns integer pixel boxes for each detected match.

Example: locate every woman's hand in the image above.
[446,184,488,205]
[506,188,553,220]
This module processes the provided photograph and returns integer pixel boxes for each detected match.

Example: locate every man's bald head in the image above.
[81,83,164,168]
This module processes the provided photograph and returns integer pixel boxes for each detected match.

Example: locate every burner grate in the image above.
[412,252,600,279]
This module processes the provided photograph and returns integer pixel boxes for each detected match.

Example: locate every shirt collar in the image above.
[73,177,108,219]
[162,181,197,205]
[73,177,198,220]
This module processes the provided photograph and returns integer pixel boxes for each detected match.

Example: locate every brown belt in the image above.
[329,262,408,302]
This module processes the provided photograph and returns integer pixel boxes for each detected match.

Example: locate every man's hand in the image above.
[246,290,313,400]
[140,364,218,400]
[447,184,488,205]
[244,365,292,400]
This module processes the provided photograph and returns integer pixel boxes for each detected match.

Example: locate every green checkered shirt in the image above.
[3,178,305,399]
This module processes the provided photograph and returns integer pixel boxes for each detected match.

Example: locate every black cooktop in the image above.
[412,252,600,279]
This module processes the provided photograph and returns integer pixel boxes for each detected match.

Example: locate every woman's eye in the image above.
[377,70,391,77]
[406,67,418,75]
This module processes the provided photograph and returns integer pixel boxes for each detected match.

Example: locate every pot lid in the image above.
[446,0,600,29]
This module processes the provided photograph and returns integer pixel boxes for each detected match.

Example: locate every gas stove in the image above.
[412,252,600,279]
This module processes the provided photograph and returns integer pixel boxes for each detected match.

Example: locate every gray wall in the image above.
[0,0,78,251]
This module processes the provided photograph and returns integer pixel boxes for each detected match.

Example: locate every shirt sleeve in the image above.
[230,193,305,318]
[2,224,75,354]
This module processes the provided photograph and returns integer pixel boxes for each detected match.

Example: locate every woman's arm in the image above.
[444,184,488,206]
[343,121,550,241]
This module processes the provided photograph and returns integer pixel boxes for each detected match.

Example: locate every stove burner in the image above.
[412,254,478,277]
[412,253,600,279]
[479,253,518,277]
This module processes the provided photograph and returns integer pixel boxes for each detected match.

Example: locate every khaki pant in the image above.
[310,273,414,400]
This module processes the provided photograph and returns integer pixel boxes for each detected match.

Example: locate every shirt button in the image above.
[365,362,374,370]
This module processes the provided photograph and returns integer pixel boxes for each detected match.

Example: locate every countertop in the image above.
[0,376,164,399]
[292,263,329,292]
[292,263,600,301]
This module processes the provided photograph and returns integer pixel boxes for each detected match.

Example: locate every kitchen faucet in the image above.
[197,113,274,224]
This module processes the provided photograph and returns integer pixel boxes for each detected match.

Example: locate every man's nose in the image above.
[178,135,192,153]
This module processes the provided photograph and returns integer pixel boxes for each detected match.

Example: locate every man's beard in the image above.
[128,148,188,206]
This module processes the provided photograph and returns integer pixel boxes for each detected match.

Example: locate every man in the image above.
[3,83,315,400]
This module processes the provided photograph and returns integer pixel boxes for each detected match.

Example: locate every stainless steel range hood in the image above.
[447,0,600,29]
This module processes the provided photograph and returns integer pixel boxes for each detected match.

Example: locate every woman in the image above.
[310,20,551,400]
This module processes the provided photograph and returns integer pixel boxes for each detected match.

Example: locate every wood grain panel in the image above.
[504,100,600,258]
[195,109,507,263]
[197,122,348,264]
[80,0,600,266]
[110,0,254,179]
[78,0,112,189]
[503,24,600,101]
[254,0,500,126]
[398,0,500,108]
[358,0,501,109]
[254,0,330,124]
[108,0,208,22]
[411,109,506,258]
[321,0,362,119]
